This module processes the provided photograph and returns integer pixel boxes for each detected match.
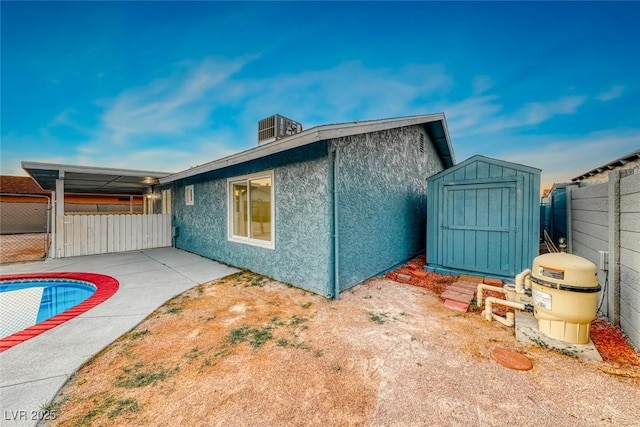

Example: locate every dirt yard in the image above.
[48,271,640,427]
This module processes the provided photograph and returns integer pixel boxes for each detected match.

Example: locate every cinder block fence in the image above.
[568,170,640,350]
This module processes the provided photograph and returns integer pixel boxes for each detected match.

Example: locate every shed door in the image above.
[442,180,518,276]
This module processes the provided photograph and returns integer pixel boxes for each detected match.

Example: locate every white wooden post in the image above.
[55,176,65,258]
[49,191,57,258]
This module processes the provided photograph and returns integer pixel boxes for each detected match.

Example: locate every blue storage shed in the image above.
[425,155,541,279]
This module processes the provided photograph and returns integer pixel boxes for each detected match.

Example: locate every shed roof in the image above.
[571,149,640,181]
[160,113,454,184]
[426,154,541,182]
[21,162,170,195]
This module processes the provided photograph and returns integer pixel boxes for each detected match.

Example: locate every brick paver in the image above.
[443,299,470,312]
[441,280,481,312]
[484,277,504,286]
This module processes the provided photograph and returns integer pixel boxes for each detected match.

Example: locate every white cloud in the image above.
[49,108,77,127]
[66,146,225,174]
[44,59,454,173]
[472,75,494,95]
[489,129,640,190]
[235,61,454,126]
[48,108,93,136]
[596,85,624,102]
[70,128,241,173]
[518,96,587,125]
[5,56,634,191]
[100,56,256,145]
[436,92,590,142]
[473,95,588,135]
[437,95,503,135]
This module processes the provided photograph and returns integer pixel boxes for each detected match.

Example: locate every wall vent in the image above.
[419,132,425,153]
[258,114,303,145]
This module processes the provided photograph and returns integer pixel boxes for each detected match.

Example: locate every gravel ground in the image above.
[48,272,640,427]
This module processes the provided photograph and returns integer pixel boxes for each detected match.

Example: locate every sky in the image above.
[1,1,639,192]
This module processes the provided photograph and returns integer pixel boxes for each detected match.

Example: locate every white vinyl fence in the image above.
[61,214,171,258]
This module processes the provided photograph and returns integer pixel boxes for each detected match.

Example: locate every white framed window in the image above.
[185,185,194,206]
[227,170,274,249]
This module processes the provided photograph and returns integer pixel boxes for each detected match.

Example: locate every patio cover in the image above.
[21,161,170,195]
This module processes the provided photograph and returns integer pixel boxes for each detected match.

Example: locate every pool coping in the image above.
[0,272,119,352]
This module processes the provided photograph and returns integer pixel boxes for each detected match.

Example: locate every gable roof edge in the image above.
[160,113,453,184]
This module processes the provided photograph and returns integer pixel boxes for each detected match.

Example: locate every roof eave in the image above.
[160,113,451,184]
[439,117,456,167]
[21,161,170,178]
[571,149,640,182]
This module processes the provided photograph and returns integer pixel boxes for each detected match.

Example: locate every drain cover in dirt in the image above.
[490,348,533,370]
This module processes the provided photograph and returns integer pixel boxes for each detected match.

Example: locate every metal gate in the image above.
[0,193,51,263]
[441,179,519,276]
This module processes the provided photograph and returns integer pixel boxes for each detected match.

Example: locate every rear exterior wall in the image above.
[170,142,333,296]
[333,126,444,290]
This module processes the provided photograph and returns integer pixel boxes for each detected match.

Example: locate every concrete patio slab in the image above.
[0,248,238,427]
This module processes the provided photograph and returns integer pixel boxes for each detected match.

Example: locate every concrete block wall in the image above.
[619,172,640,350]
[569,170,640,350]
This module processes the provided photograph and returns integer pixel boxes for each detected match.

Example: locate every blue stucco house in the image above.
[158,114,455,297]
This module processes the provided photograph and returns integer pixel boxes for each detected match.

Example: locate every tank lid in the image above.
[531,253,600,292]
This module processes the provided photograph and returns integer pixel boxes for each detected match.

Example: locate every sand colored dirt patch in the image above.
[48,272,640,426]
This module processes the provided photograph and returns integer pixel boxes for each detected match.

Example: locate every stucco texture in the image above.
[333,126,444,290]
[171,142,333,296]
[170,126,446,296]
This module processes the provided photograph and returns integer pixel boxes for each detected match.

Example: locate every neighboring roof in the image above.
[571,149,640,182]
[550,182,573,191]
[426,154,541,182]
[160,113,455,184]
[21,162,170,195]
[0,176,49,195]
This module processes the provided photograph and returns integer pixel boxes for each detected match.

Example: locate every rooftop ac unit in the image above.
[258,115,303,145]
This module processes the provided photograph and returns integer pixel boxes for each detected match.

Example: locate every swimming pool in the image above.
[0,273,119,351]
[1,279,96,338]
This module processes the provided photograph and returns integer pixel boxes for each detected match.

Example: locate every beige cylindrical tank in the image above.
[530,253,600,344]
